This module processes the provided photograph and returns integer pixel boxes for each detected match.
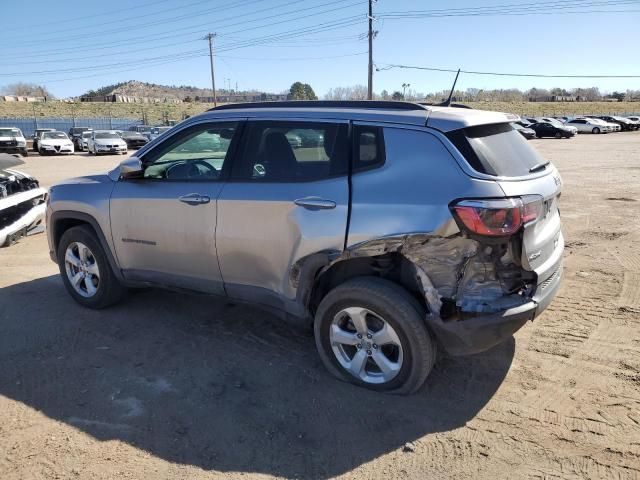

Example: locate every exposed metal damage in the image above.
[0,154,47,247]
[343,232,537,321]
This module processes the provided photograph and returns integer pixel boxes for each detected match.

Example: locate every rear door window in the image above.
[232,121,348,182]
[446,122,546,177]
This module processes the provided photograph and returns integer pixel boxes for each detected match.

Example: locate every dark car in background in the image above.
[119,131,149,149]
[68,127,93,151]
[512,122,536,139]
[528,122,575,138]
[592,115,638,131]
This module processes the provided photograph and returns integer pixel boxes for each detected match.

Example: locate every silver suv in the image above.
[46,101,564,394]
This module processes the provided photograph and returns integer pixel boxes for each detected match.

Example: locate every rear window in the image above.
[446,123,545,177]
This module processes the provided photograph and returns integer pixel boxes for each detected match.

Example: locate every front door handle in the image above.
[179,193,210,205]
[294,196,336,210]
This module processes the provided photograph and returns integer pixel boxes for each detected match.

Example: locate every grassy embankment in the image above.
[0,101,638,123]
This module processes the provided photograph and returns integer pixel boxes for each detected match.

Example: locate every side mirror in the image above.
[108,157,143,181]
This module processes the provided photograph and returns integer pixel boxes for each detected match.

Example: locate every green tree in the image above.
[610,91,625,102]
[391,91,404,100]
[302,83,317,100]
[288,82,317,100]
[380,89,390,100]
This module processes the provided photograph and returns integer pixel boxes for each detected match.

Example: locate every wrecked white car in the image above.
[0,154,47,247]
[0,128,28,157]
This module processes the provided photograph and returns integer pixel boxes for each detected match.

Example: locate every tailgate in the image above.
[498,168,563,281]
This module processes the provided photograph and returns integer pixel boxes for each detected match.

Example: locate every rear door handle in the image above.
[294,196,336,210]
[179,193,210,205]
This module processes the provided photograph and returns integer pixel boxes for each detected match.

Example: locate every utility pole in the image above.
[367,0,374,100]
[203,32,217,107]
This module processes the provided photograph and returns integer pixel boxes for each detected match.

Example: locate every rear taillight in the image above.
[451,196,543,237]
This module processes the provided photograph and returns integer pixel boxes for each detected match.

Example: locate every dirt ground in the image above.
[1,135,639,480]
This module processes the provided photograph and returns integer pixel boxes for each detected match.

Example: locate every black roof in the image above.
[208,100,430,112]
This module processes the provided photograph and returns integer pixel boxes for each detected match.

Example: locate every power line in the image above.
[376,63,640,78]
[11,0,270,46]
[377,0,640,18]
[1,0,177,32]
[3,0,362,61]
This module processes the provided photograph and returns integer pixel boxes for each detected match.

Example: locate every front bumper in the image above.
[428,249,564,356]
[40,145,74,154]
[0,146,27,155]
[96,146,127,153]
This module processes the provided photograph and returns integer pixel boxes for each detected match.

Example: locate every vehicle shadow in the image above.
[0,275,515,479]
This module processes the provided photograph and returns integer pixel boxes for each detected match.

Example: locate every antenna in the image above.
[444,68,461,107]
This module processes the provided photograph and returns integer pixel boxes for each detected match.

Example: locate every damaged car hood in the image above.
[1,156,47,247]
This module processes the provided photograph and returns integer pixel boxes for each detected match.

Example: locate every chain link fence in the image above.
[0,117,144,138]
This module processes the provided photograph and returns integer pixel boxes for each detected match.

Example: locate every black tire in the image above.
[21,150,28,157]
[39,148,47,156]
[555,132,562,139]
[314,276,436,395]
[592,127,600,134]
[57,225,125,309]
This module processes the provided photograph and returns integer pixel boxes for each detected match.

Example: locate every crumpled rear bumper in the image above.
[428,258,563,356]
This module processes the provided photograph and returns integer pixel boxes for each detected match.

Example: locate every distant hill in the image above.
[80,80,237,101]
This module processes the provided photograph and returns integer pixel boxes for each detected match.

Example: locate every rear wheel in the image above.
[554,132,562,139]
[57,225,125,309]
[592,127,600,134]
[314,277,436,395]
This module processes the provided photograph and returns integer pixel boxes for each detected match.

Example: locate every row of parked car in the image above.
[0,125,175,157]
[512,114,640,140]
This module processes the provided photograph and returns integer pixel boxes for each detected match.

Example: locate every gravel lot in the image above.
[1,135,639,479]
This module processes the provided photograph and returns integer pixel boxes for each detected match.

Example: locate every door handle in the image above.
[294,196,336,210]
[179,193,211,205]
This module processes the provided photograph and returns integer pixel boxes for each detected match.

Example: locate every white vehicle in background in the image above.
[589,117,621,132]
[564,117,613,134]
[87,130,128,155]
[538,117,578,135]
[625,116,640,127]
[0,128,28,157]
[80,131,93,151]
[38,131,74,155]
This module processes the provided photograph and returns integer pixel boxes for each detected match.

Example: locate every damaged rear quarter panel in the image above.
[347,125,533,317]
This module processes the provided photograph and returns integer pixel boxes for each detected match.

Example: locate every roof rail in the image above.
[208,100,430,112]
[420,102,473,109]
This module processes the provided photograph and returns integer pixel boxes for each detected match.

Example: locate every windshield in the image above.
[545,118,564,127]
[95,132,120,139]
[82,132,93,138]
[122,132,144,138]
[446,122,545,177]
[0,128,21,137]
[43,132,68,139]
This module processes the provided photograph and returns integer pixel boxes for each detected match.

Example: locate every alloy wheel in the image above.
[64,241,100,298]
[330,306,404,384]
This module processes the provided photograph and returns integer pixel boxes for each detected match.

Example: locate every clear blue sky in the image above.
[1,0,639,98]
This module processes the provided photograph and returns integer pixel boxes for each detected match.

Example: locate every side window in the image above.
[233,121,348,182]
[353,125,385,172]
[141,122,238,181]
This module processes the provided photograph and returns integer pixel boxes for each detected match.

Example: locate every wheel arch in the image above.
[304,252,428,319]
[50,210,123,282]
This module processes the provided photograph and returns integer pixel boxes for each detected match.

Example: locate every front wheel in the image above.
[57,225,125,309]
[592,127,600,134]
[555,132,562,139]
[314,277,436,395]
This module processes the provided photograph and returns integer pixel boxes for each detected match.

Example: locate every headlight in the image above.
[17,140,26,146]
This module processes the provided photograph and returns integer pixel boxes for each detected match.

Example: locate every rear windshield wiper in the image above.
[529,161,550,173]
